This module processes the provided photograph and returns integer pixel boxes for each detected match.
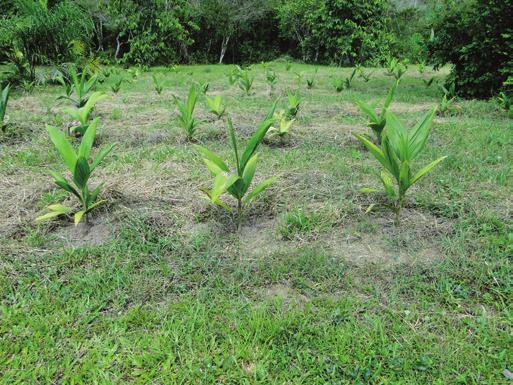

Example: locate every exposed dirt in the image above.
[238,207,453,268]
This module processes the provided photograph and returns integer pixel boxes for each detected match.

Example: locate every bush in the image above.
[276,0,393,65]
[429,0,513,99]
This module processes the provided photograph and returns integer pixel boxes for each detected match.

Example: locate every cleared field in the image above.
[1,63,512,384]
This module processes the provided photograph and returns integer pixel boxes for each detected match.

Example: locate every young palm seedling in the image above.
[37,118,115,226]
[268,110,294,144]
[64,91,107,136]
[417,61,425,74]
[152,74,164,95]
[498,91,512,112]
[334,78,344,93]
[306,76,315,89]
[266,69,277,95]
[437,94,457,117]
[354,79,398,144]
[344,68,358,89]
[228,66,242,85]
[205,95,226,119]
[58,68,97,107]
[353,108,446,225]
[0,84,10,132]
[422,77,435,87]
[174,84,200,141]
[111,77,123,94]
[286,91,301,119]
[238,69,254,95]
[356,65,372,82]
[195,103,277,228]
[55,74,73,97]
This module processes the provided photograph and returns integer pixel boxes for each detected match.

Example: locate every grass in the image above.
[0,63,512,384]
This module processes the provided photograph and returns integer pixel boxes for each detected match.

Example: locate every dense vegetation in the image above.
[2,0,511,99]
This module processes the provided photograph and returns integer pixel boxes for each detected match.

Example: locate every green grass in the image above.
[0,63,512,384]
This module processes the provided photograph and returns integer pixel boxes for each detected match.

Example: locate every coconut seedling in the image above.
[174,84,200,141]
[423,77,435,87]
[354,79,398,144]
[58,67,97,107]
[334,78,345,93]
[110,76,123,94]
[417,61,425,74]
[353,108,446,225]
[266,69,277,95]
[195,102,278,228]
[356,65,372,82]
[152,74,164,95]
[37,118,115,225]
[238,69,254,95]
[64,91,107,136]
[438,94,457,117]
[195,81,209,94]
[268,110,294,144]
[54,74,73,97]
[344,68,358,89]
[0,84,10,132]
[498,91,512,112]
[205,95,226,119]
[286,91,301,119]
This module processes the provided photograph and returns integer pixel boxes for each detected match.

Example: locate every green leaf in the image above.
[353,133,388,169]
[91,144,115,172]
[241,153,258,195]
[203,158,226,176]
[84,199,106,214]
[359,187,380,193]
[355,99,378,123]
[210,173,239,203]
[382,79,398,114]
[243,176,276,204]
[36,204,72,222]
[194,145,229,172]
[408,108,436,160]
[78,117,99,159]
[49,170,81,200]
[379,171,396,199]
[74,210,86,225]
[410,156,447,185]
[238,101,278,171]
[47,125,77,173]
[73,156,91,189]
[228,119,240,174]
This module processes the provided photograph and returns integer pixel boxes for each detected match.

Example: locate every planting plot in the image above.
[0,64,512,383]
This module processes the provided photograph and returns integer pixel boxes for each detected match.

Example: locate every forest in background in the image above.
[1,0,512,98]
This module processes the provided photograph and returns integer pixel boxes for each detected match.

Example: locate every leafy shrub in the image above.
[276,0,393,65]
[37,119,115,225]
[429,0,513,99]
[354,108,446,225]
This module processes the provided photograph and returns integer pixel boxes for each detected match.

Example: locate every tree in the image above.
[429,0,513,98]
